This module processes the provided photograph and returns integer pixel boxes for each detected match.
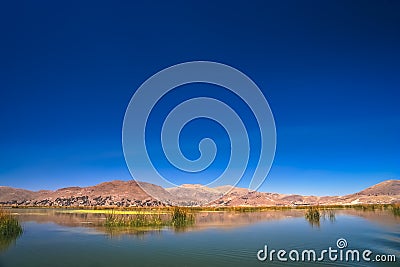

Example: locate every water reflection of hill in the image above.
[192,210,304,229]
[337,209,400,228]
[11,208,400,237]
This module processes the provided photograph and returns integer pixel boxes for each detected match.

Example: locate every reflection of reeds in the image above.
[390,203,400,217]
[305,207,337,227]
[105,227,162,239]
[351,203,400,217]
[353,204,381,211]
[321,209,336,222]
[0,208,23,251]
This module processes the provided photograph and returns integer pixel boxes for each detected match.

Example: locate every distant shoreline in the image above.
[2,203,399,211]
[1,179,399,207]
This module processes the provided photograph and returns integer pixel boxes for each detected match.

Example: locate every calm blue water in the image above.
[0,209,399,266]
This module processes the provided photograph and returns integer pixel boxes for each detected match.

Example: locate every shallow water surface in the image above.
[0,208,399,266]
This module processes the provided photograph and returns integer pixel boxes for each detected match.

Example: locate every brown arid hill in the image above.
[166,184,223,205]
[328,180,400,206]
[0,180,177,207]
[207,180,400,206]
[0,186,40,202]
[0,179,399,207]
[356,179,400,196]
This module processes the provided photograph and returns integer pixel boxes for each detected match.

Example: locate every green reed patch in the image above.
[171,207,194,228]
[0,209,23,237]
[0,208,23,251]
[305,207,321,227]
[104,207,195,229]
[305,207,320,220]
[105,211,167,227]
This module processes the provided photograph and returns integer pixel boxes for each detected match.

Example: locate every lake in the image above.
[0,208,399,266]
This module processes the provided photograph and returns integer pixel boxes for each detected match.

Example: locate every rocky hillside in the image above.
[210,180,400,206]
[356,180,400,196]
[0,180,176,207]
[166,184,223,205]
[0,179,399,207]
[0,186,41,202]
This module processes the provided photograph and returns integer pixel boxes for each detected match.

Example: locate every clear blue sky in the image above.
[0,1,399,195]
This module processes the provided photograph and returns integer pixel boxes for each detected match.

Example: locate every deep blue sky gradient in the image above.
[0,0,399,195]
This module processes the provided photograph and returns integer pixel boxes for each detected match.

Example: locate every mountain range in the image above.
[0,179,399,207]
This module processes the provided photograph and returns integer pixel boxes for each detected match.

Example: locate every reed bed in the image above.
[171,207,194,227]
[104,207,195,228]
[0,208,23,237]
[0,208,23,251]
[305,207,320,221]
[105,211,166,227]
[5,203,399,215]
[304,207,321,227]
[390,203,400,216]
